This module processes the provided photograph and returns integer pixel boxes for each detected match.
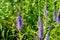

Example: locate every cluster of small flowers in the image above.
[16,2,60,40]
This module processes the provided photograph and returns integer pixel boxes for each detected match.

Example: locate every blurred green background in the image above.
[0,0,60,40]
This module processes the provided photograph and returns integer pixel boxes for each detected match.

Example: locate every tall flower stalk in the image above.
[16,8,22,32]
[38,0,43,40]
[38,14,43,40]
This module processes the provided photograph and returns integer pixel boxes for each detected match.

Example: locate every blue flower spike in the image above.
[38,14,43,40]
[16,8,22,32]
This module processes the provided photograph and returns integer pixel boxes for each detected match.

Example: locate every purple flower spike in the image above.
[53,5,58,22]
[44,7,47,17]
[57,8,60,22]
[53,12,57,21]
[38,14,43,40]
[45,28,50,40]
[16,9,22,31]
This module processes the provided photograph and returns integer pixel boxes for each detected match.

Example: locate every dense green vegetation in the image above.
[0,0,60,40]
